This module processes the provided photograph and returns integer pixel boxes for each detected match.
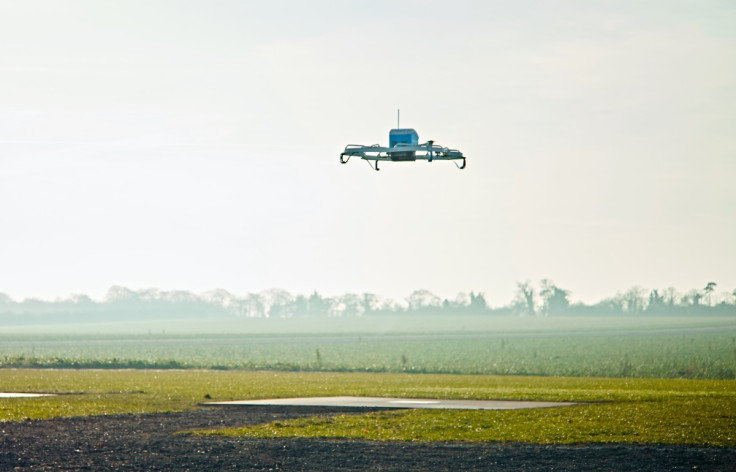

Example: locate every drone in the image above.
[339,112,466,171]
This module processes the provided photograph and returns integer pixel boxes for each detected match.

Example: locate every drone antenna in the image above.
[397,109,400,129]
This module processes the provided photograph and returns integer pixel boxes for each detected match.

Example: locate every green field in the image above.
[0,369,734,447]
[1,315,735,446]
[2,315,735,378]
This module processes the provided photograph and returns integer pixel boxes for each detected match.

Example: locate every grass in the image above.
[200,398,735,446]
[2,316,734,446]
[1,369,734,447]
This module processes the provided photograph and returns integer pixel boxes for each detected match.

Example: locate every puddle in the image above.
[0,393,54,398]
[205,396,577,410]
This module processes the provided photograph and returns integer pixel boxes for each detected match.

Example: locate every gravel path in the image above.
[1,406,734,471]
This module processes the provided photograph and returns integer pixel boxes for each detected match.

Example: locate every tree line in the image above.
[1,281,735,322]
[510,280,734,316]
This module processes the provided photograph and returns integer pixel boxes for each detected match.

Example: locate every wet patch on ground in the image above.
[204,396,577,410]
[0,393,54,398]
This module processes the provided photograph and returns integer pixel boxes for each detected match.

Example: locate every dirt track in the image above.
[1,406,734,471]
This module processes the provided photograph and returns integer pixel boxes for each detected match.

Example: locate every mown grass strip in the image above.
[1,369,734,446]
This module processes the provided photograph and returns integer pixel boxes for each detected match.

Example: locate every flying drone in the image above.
[339,112,466,171]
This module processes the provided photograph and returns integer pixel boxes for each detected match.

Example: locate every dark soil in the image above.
[1,406,734,471]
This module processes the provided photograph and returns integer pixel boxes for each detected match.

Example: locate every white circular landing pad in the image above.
[0,393,54,398]
[204,396,576,410]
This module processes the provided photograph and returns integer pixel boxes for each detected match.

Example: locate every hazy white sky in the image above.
[1,0,734,304]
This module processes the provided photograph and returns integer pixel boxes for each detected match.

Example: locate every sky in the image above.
[1,0,735,305]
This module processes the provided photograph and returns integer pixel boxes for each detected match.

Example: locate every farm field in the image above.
[2,316,735,467]
[2,315,734,450]
[4,313,734,336]
[0,369,734,447]
[2,315,735,378]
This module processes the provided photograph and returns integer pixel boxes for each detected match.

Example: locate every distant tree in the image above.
[539,280,570,316]
[308,291,330,317]
[162,290,198,304]
[676,290,698,310]
[104,285,137,303]
[361,293,380,315]
[203,289,238,313]
[293,294,309,316]
[704,282,717,306]
[441,298,452,311]
[593,296,624,315]
[406,289,441,313]
[646,289,665,314]
[259,289,293,317]
[244,293,265,318]
[513,281,536,315]
[137,288,161,302]
[622,287,646,314]
[662,287,679,307]
[715,291,734,307]
[435,292,488,314]
[379,298,401,313]
[691,291,703,307]
[452,292,471,310]
[101,286,151,318]
[58,293,98,316]
[332,293,362,317]
[18,298,55,315]
[68,294,94,305]
[0,293,20,315]
[469,292,489,314]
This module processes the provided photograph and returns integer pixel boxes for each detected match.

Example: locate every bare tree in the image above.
[621,287,646,314]
[513,281,536,315]
[662,287,679,307]
[704,282,717,306]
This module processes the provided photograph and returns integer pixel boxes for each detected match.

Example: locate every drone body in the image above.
[340,118,466,171]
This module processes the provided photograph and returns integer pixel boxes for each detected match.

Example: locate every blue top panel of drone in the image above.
[389,128,418,148]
